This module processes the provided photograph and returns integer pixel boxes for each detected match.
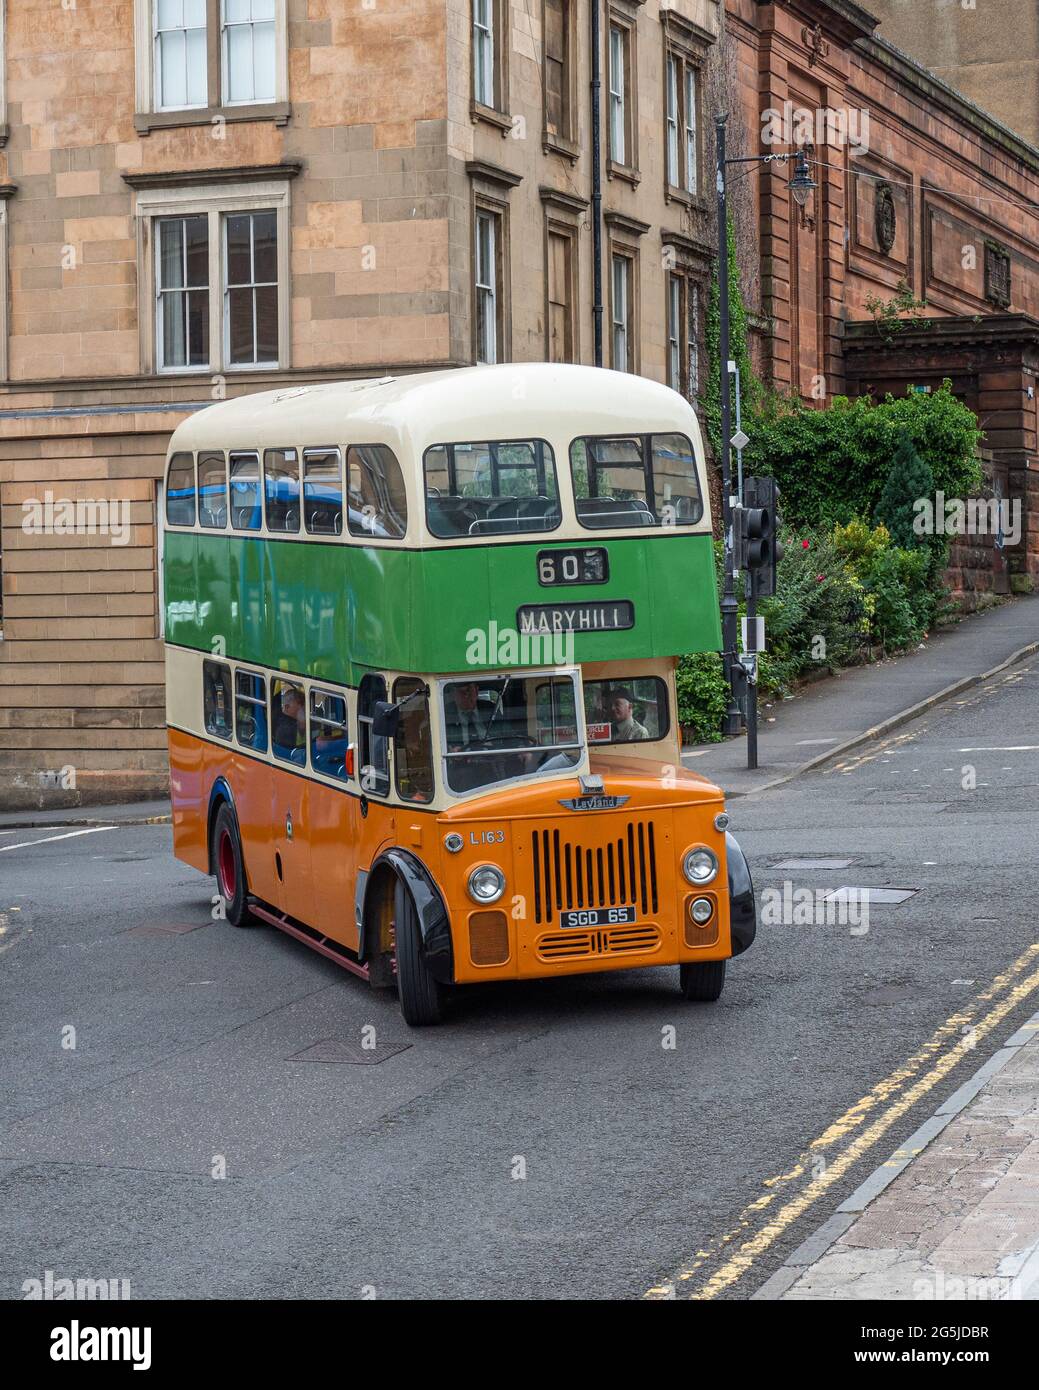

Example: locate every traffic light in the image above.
[736,476,783,598]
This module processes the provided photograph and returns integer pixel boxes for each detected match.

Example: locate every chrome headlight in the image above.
[682,847,719,886]
[467,864,506,904]
[689,896,715,925]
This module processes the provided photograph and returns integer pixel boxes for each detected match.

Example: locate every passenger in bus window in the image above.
[609,687,649,741]
[273,684,306,763]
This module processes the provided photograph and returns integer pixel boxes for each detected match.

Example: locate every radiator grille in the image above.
[531,821,659,925]
[536,925,661,961]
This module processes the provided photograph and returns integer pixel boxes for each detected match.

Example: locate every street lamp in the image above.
[714,115,816,737]
[788,149,818,207]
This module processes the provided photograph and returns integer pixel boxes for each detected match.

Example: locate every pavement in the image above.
[0,799,172,830]
[756,1014,1039,1301]
[683,592,1039,797]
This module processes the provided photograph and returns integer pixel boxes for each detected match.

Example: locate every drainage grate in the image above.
[289,1038,413,1065]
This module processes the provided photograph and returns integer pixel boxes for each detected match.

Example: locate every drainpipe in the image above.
[591,0,604,366]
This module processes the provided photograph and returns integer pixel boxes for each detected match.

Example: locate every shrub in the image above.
[744,383,982,530]
[676,651,730,744]
[874,430,935,550]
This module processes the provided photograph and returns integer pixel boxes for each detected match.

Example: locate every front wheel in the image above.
[212,802,255,928]
[679,959,726,1002]
[394,879,445,1026]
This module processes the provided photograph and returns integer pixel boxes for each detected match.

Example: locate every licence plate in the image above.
[559,906,636,929]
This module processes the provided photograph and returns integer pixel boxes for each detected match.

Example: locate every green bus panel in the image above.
[163,532,722,683]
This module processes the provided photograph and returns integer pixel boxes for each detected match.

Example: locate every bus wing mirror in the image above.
[372,701,401,739]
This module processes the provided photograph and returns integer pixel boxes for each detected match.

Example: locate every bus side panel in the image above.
[270,762,314,926]
[234,535,265,670]
[195,533,231,656]
[231,751,277,909]
[168,727,208,874]
[308,781,361,951]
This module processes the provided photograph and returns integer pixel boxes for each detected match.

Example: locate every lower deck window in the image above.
[203,660,233,740]
[235,670,268,752]
[393,677,434,803]
[271,678,306,766]
[442,673,582,794]
[310,689,351,781]
[358,673,390,796]
[583,677,669,744]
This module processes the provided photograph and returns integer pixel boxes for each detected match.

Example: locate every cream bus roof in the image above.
[168,363,705,460]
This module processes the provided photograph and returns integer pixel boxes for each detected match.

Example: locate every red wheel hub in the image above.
[218,829,236,900]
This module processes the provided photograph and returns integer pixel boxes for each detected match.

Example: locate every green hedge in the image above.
[742,385,983,530]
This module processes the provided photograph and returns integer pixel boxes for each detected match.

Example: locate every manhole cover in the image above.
[863,985,915,1005]
[289,1038,413,1065]
[125,921,208,937]
[771,858,855,870]
[823,887,919,906]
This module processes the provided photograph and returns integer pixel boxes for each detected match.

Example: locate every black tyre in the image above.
[394,878,444,1026]
[212,802,255,928]
[679,959,726,1002]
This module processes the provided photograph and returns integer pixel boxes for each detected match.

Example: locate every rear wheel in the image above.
[212,802,255,928]
[679,959,726,1002]
[394,878,444,1026]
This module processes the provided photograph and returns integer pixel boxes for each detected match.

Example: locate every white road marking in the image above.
[0,826,116,854]
[958,746,1039,753]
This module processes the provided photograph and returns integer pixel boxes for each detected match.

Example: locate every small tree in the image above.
[874,430,934,550]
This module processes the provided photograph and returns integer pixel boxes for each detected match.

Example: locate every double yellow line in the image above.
[645,941,1039,1300]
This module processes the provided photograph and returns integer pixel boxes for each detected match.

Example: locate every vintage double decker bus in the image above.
[162,364,756,1024]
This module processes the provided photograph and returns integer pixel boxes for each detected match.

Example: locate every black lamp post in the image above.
[714,118,816,737]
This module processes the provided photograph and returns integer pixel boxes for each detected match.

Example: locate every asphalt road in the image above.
[2,657,1038,1300]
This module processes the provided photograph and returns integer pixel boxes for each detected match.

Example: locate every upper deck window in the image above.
[569,432,703,529]
[347,445,408,540]
[229,451,261,530]
[198,450,228,528]
[424,439,561,539]
[263,447,300,532]
[303,448,343,536]
[165,452,196,526]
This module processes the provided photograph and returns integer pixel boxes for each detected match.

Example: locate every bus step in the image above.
[249,902,370,982]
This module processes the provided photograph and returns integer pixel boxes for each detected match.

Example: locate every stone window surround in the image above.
[661,228,709,402]
[540,188,587,363]
[606,0,645,189]
[468,161,520,364]
[133,0,290,135]
[605,211,648,373]
[660,12,711,211]
[124,165,297,377]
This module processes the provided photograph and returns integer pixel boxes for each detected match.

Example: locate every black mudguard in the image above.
[726,831,757,956]
[364,848,454,984]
